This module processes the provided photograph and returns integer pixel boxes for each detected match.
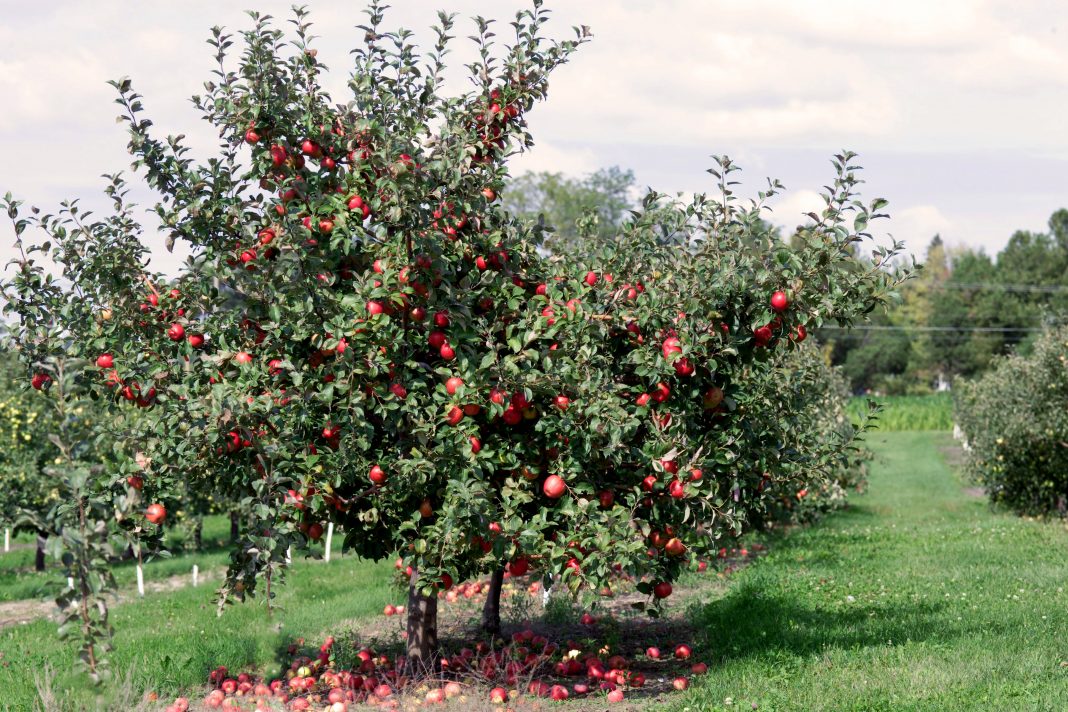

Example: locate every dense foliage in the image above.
[751,344,869,528]
[1,2,908,676]
[955,326,1068,516]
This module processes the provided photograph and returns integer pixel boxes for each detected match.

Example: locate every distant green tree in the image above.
[503,166,635,251]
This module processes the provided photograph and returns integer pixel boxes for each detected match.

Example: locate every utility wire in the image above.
[817,325,1044,333]
[913,282,1068,294]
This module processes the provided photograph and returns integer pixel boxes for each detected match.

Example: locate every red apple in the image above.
[543,475,566,499]
[672,676,689,691]
[167,323,185,341]
[770,290,788,311]
[674,643,692,659]
[145,503,166,524]
[553,395,570,411]
[96,354,114,369]
[653,581,672,599]
[369,464,386,484]
[445,377,463,395]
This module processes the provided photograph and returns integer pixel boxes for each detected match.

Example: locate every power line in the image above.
[918,282,1068,294]
[817,325,1044,333]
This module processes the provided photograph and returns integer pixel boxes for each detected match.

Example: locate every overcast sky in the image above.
[1,0,1066,274]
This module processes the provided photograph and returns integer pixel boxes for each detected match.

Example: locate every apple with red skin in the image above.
[584,271,597,287]
[771,290,789,311]
[674,643,692,659]
[793,324,808,342]
[187,333,205,349]
[598,490,614,508]
[607,689,624,703]
[439,343,455,360]
[31,372,51,390]
[553,395,570,411]
[543,475,566,499]
[665,537,686,556]
[445,377,463,395]
[653,581,672,599]
[508,556,530,576]
[96,354,114,369]
[369,464,386,484]
[662,336,682,359]
[672,677,689,691]
[127,475,144,490]
[234,351,253,364]
[366,300,384,316]
[446,406,464,425]
[489,687,507,703]
[691,662,708,674]
[674,357,695,376]
[167,323,185,341]
[145,503,166,524]
[646,646,660,659]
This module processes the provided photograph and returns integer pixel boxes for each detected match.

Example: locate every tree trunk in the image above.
[35,532,46,572]
[405,569,439,670]
[481,567,505,636]
[192,516,204,551]
[229,511,240,542]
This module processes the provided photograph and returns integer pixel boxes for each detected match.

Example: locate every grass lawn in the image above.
[673,431,1068,711]
[0,515,239,603]
[2,432,1065,710]
[0,537,396,710]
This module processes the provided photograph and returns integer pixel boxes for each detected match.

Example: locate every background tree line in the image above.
[506,167,1068,393]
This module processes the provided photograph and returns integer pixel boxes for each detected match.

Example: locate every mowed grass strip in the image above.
[0,546,395,710]
[0,515,239,603]
[671,432,1068,711]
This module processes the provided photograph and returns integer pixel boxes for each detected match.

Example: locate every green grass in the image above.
[4,434,1067,710]
[0,549,396,710]
[0,515,240,602]
[673,432,1068,711]
[849,393,953,431]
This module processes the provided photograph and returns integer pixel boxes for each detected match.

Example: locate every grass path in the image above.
[0,552,395,711]
[674,431,1068,711]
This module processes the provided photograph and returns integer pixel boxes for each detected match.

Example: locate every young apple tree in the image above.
[2,1,909,670]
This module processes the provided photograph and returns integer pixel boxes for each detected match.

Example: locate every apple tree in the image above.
[2,2,909,669]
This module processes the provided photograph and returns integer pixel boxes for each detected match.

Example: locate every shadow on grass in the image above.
[691,580,953,667]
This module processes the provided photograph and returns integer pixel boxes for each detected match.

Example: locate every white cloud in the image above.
[1,0,1067,277]
[891,205,956,257]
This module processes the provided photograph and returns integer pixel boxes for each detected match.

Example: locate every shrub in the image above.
[956,326,1068,516]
